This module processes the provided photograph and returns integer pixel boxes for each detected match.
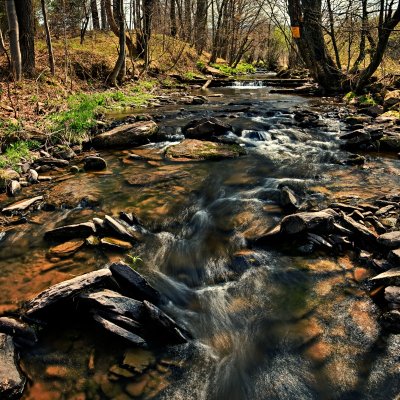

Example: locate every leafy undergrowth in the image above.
[209,62,256,75]
[0,140,40,170]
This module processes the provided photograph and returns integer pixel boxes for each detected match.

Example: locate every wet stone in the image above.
[123,349,155,373]
[84,156,107,171]
[0,334,25,399]
[100,237,133,251]
[378,231,400,249]
[44,222,96,241]
[109,365,134,378]
[2,196,43,213]
[0,317,37,346]
[49,239,85,258]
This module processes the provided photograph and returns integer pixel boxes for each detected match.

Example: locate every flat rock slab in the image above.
[342,214,377,242]
[79,289,144,321]
[110,261,162,304]
[0,334,25,399]
[49,239,85,258]
[378,231,400,248]
[165,139,246,161]
[389,248,400,264]
[0,317,37,345]
[25,268,112,316]
[104,215,135,241]
[44,222,96,241]
[93,314,147,347]
[2,196,43,213]
[100,237,133,250]
[280,209,337,235]
[182,117,232,139]
[91,121,158,149]
[371,267,400,283]
[384,286,400,306]
[125,171,189,186]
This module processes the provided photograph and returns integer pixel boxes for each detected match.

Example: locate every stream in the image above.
[1,80,400,399]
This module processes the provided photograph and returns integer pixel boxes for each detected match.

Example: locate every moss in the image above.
[209,62,256,76]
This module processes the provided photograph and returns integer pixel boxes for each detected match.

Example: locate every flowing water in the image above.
[1,82,400,400]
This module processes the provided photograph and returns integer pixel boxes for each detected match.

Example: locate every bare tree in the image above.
[41,0,55,75]
[5,0,22,81]
[109,0,126,85]
[91,0,101,29]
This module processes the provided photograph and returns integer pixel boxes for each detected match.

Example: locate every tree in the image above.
[194,0,207,54]
[287,0,400,92]
[14,0,35,76]
[41,0,55,75]
[5,0,22,80]
[109,0,126,85]
[100,0,108,29]
[91,0,101,30]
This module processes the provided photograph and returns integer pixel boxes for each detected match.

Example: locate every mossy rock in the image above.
[165,139,246,161]
[0,169,20,191]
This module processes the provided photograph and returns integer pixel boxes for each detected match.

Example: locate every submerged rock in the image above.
[0,334,25,399]
[125,171,189,186]
[25,268,112,316]
[49,239,85,258]
[2,196,43,213]
[0,317,37,346]
[165,139,246,161]
[91,121,158,149]
[100,237,133,250]
[109,261,162,304]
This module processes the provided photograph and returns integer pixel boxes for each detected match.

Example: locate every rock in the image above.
[44,222,96,241]
[123,348,155,373]
[45,365,69,378]
[104,216,136,241]
[100,237,133,251]
[380,133,400,152]
[165,139,246,161]
[371,267,400,283]
[363,105,384,117]
[0,334,25,399]
[91,121,158,149]
[381,310,400,332]
[69,166,80,174]
[280,209,337,235]
[280,186,299,211]
[384,286,400,308]
[389,248,400,264]
[86,235,100,246]
[25,268,112,316]
[84,156,107,171]
[0,169,20,191]
[49,239,85,258]
[109,262,162,305]
[345,154,365,165]
[2,196,43,213]
[182,117,232,140]
[93,314,147,347]
[28,169,39,183]
[34,157,70,168]
[143,301,191,345]
[376,204,396,216]
[377,231,400,249]
[0,317,37,346]
[109,365,134,378]
[345,115,371,125]
[79,290,144,321]
[125,171,189,186]
[384,90,400,109]
[341,213,377,243]
[6,180,21,196]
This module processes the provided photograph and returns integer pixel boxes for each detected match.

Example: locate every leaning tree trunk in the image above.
[40,0,55,75]
[287,0,344,92]
[14,0,35,76]
[91,0,101,30]
[5,0,22,81]
[109,0,126,85]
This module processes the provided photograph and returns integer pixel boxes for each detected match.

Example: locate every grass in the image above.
[209,62,256,75]
[0,140,40,170]
[47,82,156,144]
[343,91,378,106]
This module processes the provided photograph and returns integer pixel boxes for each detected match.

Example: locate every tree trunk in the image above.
[287,0,343,92]
[40,0,55,75]
[91,0,101,30]
[105,0,137,56]
[14,0,35,76]
[194,0,207,54]
[109,0,126,85]
[5,0,22,80]
[143,0,154,67]
[100,0,108,29]
[170,0,177,37]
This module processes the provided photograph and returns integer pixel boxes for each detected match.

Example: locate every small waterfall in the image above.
[229,80,265,88]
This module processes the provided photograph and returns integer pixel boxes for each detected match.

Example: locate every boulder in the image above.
[25,268,112,315]
[6,180,21,197]
[109,261,162,305]
[384,90,400,109]
[44,222,96,241]
[28,169,39,183]
[165,139,246,161]
[91,121,158,149]
[341,213,377,243]
[280,186,299,211]
[104,215,136,241]
[182,117,232,140]
[377,231,400,249]
[0,334,25,399]
[381,310,400,333]
[280,209,337,235]
[84,156,107,171]
[389,248,400,264]
[0,169,20,191]
[371,267,400,284]
[345,115,371,125]
[379,133,400,152]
